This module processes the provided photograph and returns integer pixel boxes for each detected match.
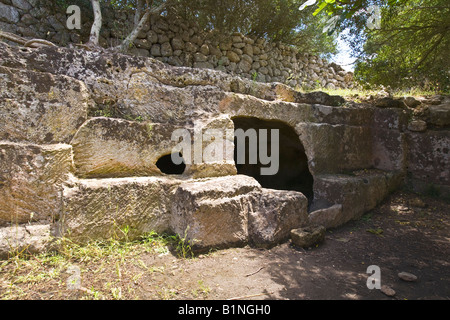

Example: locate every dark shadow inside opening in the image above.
[156,153,186,175]
[233,117,314,202]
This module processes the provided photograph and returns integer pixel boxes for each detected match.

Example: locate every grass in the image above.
[303,86,441,102]
[0,231,201,300]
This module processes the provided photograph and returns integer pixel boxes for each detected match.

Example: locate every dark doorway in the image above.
[156,153,186,175]
[232,117,314,201]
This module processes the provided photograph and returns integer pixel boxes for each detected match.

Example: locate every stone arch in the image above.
[232,116,314,202]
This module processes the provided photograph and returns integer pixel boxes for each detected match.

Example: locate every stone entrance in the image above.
[232,117,314,202]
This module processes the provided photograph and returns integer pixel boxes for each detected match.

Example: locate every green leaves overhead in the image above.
[302,0,449,91]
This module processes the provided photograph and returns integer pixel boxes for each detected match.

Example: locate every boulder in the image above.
[404,96,421,108]
[375,97,406,109]
[291,226,326,248]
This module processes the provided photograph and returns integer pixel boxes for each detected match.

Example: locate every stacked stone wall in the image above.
[0,0,354,89]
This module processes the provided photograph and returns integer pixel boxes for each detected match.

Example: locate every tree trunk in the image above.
[88,0,102,46]
[118,0,172,53]
[134,0,146,28]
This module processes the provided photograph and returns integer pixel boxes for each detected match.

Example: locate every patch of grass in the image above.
[360,213,373,223]
[304,87,439,102]
[0,229,195,300]
[166,228,198,259]
[366,228,384,236]
[191,280,211,298]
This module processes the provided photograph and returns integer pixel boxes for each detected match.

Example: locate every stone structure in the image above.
[1,41,448,258]
[0,0,353,90]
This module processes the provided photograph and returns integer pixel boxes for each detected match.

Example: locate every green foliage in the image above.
[169,0,339,56]
[305,0,450,92]
[355,1,450,92]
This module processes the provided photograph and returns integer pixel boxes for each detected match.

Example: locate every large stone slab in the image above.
[371,108,409,172]
[119,71,227,124]
[71,117,179,178]
[60,176,180,243]
[428,103,450,127]
[312,171,403,226]
[296,123,373,175]
[170,175,309,251]
[0,142,73,226]
[170,175,261,250]
[0,66,91,144]
[71,116,237,179]
[406,130,450,188]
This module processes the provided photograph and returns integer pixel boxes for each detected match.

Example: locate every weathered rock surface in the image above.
[0,66,91,144]
[171,176,308,251]
[248,189,308,248]
[375,97,406,109]
[0,224,52,259]
[308,204,342,229]
[404,96,421,108]
[71,117,180,178]
[0,142,72,226]
[290,226,326,248]
[60,176,180,242]
[408,120,427,132]
[170,175,260,250]
[313,171,404,225]
[406,130,450,188]
[296,123,373,175]
[428,103,450,127]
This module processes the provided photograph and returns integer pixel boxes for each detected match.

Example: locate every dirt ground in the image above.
[132,190,449,301]
[1,190,449,300]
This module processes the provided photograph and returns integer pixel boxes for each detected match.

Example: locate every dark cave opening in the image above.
[232,117,314,201]
[156,153,186,175]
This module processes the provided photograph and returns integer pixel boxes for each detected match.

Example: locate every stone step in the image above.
[312,170,404,227]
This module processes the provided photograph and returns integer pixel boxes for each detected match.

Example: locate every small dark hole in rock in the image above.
[156,153,186,175]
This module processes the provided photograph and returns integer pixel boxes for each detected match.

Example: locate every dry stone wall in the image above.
[0,0,354,90]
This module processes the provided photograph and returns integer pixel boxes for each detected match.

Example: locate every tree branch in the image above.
[117,0,172,53]
[0,30,56,48]
[414,32,446,69]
